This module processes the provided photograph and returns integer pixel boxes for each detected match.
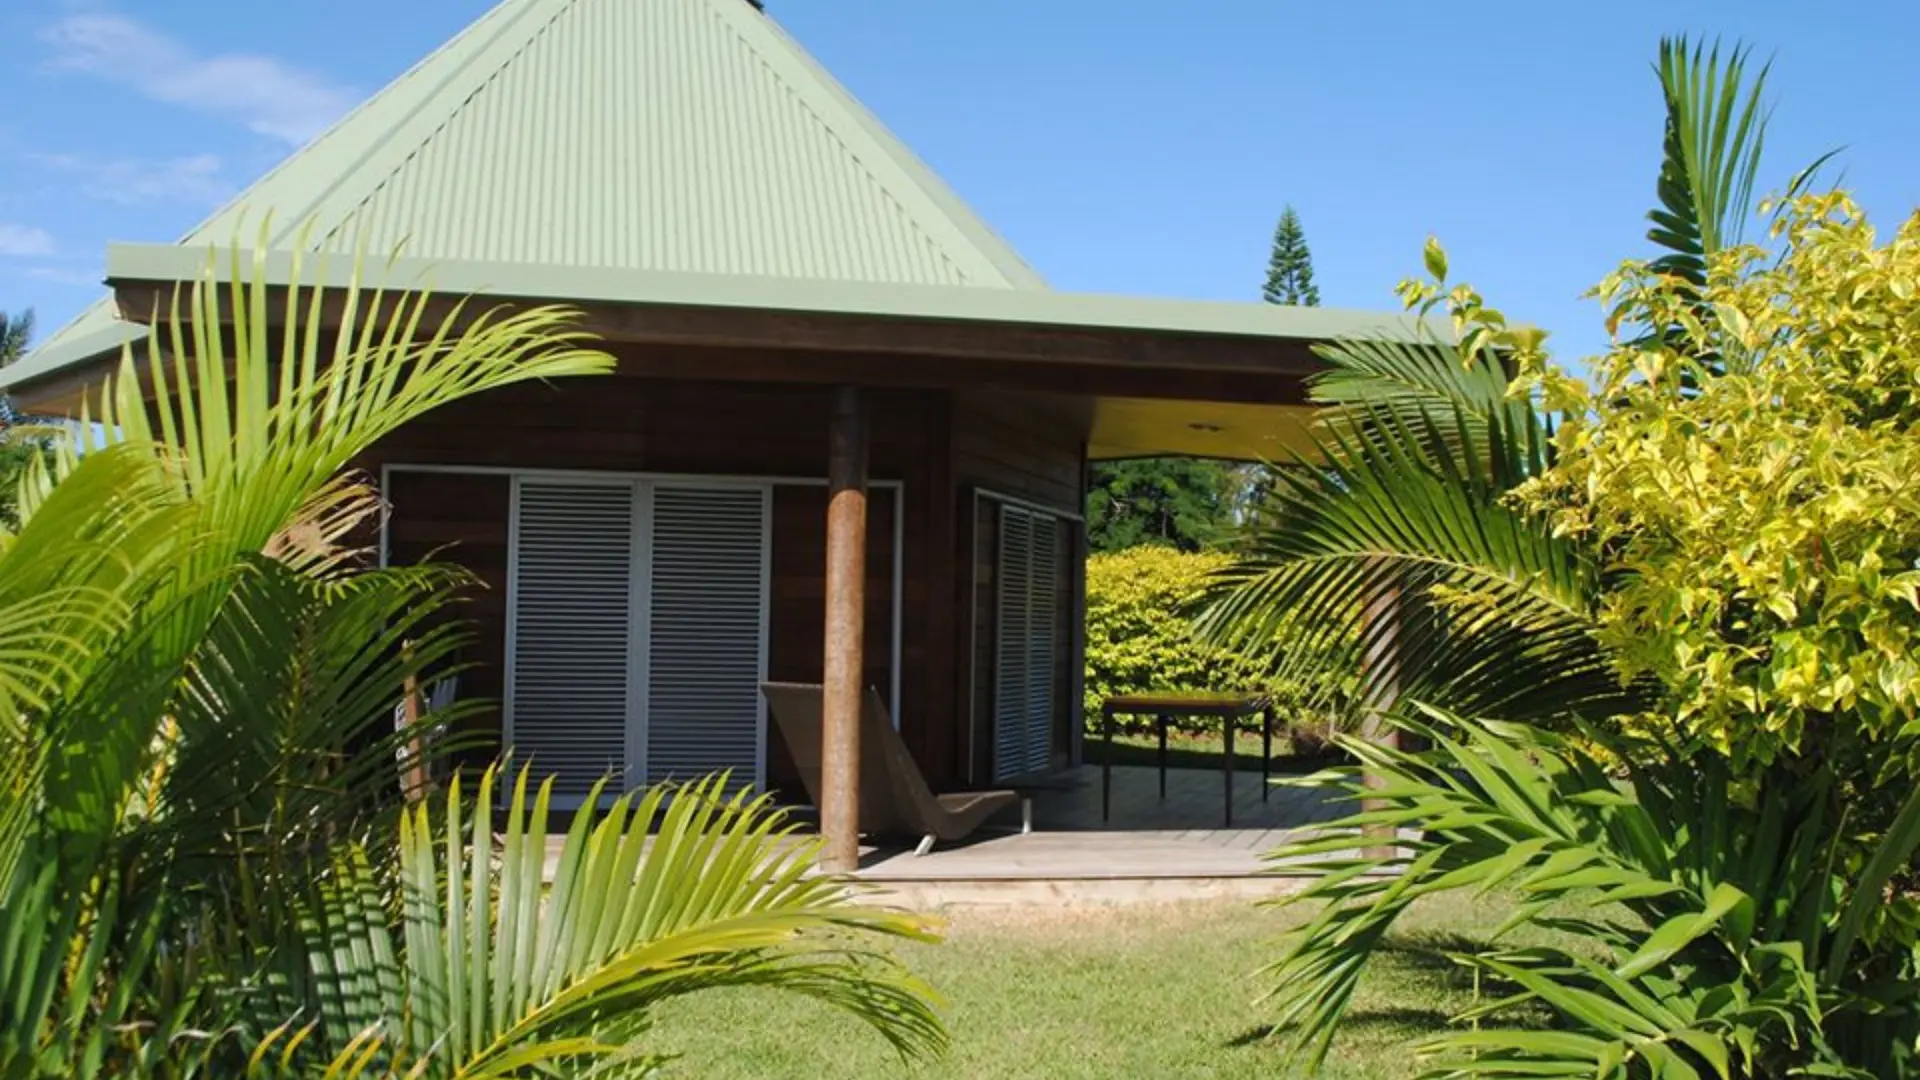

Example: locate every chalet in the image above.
[4,0,1416,870]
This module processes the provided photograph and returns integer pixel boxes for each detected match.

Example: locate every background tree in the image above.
[1239,206,1323,526]
[1085,457,1237,553]
[0,308,47,529]
[1262,205,1320,307]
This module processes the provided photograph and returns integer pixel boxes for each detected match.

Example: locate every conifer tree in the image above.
[1262,205,1320,306]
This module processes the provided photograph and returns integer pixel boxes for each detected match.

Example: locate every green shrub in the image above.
[1083,547,1346,742]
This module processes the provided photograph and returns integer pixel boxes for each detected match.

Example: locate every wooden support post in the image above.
[399,642,428,803]
[820,386,869,874]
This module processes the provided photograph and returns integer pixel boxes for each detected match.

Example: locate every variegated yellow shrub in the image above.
[1520,194,1920,774]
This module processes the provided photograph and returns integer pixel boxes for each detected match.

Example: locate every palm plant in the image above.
[0,247,944,1077]
[0,309,29,366]
[1195,37,1785,725]
[1270,710,1920,1078]
[1194,36,1920,1079]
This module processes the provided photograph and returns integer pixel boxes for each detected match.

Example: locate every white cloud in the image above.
[42,14,354,144]
[30,152,231,206]
[0,225,56,257]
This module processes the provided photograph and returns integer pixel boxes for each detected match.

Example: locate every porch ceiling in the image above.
[1089,397,1318,462]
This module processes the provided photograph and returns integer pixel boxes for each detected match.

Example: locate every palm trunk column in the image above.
[820,386,869,874]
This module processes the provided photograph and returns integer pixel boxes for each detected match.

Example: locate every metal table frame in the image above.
[1099,693,1276,828]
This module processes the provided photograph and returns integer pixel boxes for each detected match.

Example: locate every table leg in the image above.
[1262,706,1274,803]
[1102,705,1113,823]
[1157,715,1169,801]
[1223,712,1236,828]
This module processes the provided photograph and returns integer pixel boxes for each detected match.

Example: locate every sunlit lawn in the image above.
[650,891,1525,1079]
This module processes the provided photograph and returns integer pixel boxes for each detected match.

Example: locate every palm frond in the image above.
[1648,37,1771,288]
[275,767,945,1077]
[1258,707,1894,1078]
[1198,338,1626,724]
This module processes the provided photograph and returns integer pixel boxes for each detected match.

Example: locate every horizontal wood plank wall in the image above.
[950,392,1092,784]
[383,469,511,774]
[370,376,968,795]
[952,391,1090,514]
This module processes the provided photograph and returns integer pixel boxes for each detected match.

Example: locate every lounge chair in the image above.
[761,682,1027,855]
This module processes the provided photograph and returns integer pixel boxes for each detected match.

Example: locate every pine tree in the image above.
[1262,205,1320,307]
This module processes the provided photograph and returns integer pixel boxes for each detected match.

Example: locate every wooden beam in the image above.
[820,386,869,874]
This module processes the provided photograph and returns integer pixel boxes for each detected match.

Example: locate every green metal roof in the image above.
[23,0,1046,378]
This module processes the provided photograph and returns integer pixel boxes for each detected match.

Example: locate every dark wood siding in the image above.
[382,469,511,773]
[952,391,1089,514]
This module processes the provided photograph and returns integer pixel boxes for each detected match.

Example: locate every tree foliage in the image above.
[0,308,48,530]
[1523,193,1920,773]
[1086,457,1239,554]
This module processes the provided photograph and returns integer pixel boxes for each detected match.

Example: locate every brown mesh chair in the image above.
[761,682,1026,855]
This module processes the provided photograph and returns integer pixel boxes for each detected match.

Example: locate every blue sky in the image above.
[2,0,1916,361]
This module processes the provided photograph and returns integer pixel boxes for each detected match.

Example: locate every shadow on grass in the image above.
[1224,929,1552,1052]
[1228,1007,1455,1048]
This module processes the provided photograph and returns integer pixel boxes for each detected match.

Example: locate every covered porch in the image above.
[45,247,1405,873]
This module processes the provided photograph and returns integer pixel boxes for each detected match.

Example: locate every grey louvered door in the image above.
[637,485,770,790]
[505,479,640,800]
[993,506,1058,780]
[507,477,771,804]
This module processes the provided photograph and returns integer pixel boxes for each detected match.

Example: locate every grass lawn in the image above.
[1083,728,1339,774]
[649,892,1526,1079]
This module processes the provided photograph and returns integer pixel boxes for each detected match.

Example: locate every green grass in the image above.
[1083,728,1338,774]
[648,892,1527,1079]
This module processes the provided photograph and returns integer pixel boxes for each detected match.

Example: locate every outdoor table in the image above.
[1100,692,1276,828]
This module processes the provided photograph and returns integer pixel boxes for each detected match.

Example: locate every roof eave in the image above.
[100,243,1436,343]
[1,244,1440,403]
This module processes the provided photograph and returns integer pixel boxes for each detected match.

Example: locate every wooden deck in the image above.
[851,765,1349,906]
[541,765,1355,906]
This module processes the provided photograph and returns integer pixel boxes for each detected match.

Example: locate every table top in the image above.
[1100,692,1271,715]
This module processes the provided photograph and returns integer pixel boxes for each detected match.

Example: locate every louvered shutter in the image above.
[506,480,639,799]
[638,484,770,790]
[993,506,1059,780]
[1023,514,1059,775]
[993,509,1033,780]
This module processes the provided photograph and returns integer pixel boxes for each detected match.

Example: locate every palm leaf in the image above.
[1648,38,1772,288]
[1198,337,1628,725]
[279,767,945,1077]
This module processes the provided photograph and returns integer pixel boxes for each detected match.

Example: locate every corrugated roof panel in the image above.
[317,0,1018,285]
[31,0,1044,364]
